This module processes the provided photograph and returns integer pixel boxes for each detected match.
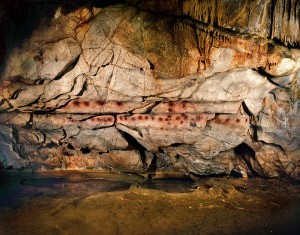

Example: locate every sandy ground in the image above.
[0,171,299,235]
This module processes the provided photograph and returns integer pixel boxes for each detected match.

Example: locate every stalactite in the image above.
[271,0,300,46]
[131,0,299,47]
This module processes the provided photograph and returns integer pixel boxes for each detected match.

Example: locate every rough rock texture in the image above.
[127,0,300,47]
[0,1,299,179]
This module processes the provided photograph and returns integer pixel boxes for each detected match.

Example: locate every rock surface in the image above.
[0,1,299,179]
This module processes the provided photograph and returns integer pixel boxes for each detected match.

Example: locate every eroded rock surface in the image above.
[0,2,299,179]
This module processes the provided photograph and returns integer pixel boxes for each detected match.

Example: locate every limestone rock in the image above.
[186,69,275,115]
[96,150,144,172]
[164,146,235,176]
[256,88,300,152]
[0,125,26,169]
[0,2,299,179]
[246,141,300,180]
[3,38,81,82]
[128,0,300,47]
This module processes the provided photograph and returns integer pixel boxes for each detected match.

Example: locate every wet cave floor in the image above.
[0,170,299,235]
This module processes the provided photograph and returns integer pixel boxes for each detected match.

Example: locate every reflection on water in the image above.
[142,178,198,193]
[0,171,199,209]
[0,172,133,208]
[19,177,132,196]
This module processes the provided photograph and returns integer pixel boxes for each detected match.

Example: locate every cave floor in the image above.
[0,171,299,235]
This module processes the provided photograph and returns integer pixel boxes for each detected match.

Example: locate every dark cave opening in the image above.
[233,142,258,177]
[80,147,91,154]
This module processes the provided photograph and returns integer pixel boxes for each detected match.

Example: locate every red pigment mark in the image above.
[168,108,173,112]
[116,101,123,106]
[73,100,80,106]
[138,116,143,120]
[225,118,230,123]
[181,113,188,120]
[169,102,174,106]
[159,117,163,121]
[132,117,136,121]
[107,117,113,122]
[176,116,181,121]
[167,115,172,118]
[145,116,149,120]
[180,121,184,124]
[96,100,105,106]
[181,102,187,108]
[165,118,168,121]
[120,116,123,120]
[151,116,155,120]
[196,116,202,121]
[215,119,222,124]
[97,117,101,121]
[84,101,89,107]
[236,119,240,123]
[125,116,128,120]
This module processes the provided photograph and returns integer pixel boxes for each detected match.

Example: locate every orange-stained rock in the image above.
[127,0,300,47]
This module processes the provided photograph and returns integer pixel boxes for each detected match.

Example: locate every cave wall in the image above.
[0,0,299,179]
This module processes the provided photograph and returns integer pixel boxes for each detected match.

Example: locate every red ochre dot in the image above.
[176,116,181,120]
[120,116,123,120]
[167,115,172,118]
[132,117,136,121]
[181,102,187,108]
[83,101,89,107]
[169,102,174,106]
[180,121,184,124]
[124,116,128,120]
[215,119,222,124]
[168,108,173,112]
[236,119,240,123]
[138,116,143,120]
[159,117,163,121]
[116,101,123,106]
[73,100,80,106]
[181,114,188,120]
[165,118,168,121]
[107,117,113,122]
[151,116,155,120]
[196,116,202,121]
[96,100,105,106]
[225,118,230,123]
[145,116,149,120]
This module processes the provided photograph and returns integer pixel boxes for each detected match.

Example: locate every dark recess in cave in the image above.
[118,130,148,170]
[234,142,258,177]
[80,147,91,154]
[67,143,75,150]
